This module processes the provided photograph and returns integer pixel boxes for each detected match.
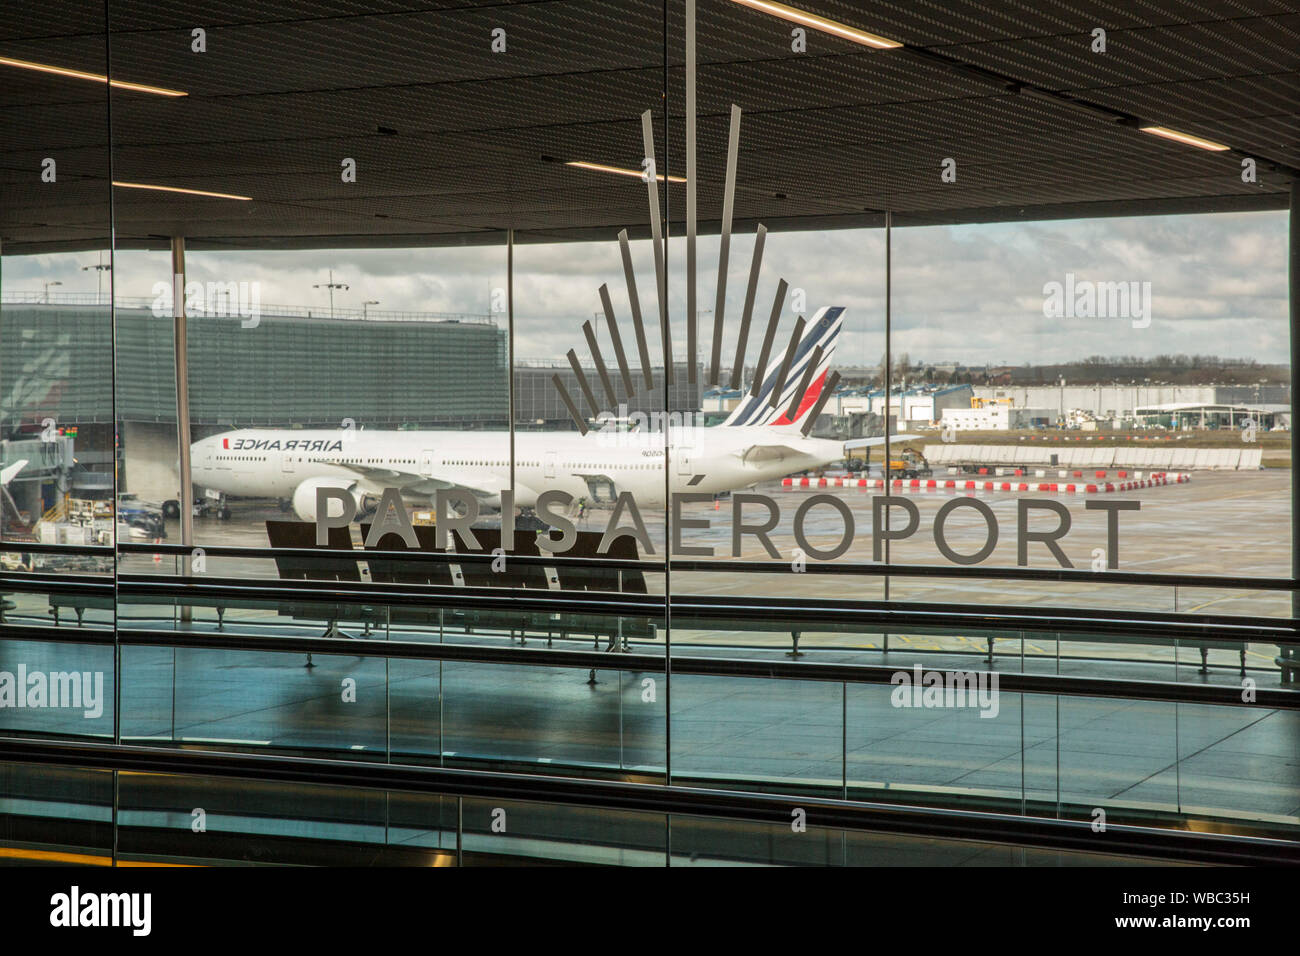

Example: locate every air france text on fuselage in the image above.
[229,438,345,452]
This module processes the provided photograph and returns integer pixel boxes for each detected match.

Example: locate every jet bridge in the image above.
[0,435,76,530]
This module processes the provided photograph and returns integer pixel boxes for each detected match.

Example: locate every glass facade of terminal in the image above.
[0,1,1296,866]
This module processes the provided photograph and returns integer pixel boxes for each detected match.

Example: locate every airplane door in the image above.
[282,451,295,474]
[544,452,557,478]
[676,445,693,476]
[420,449,435,476]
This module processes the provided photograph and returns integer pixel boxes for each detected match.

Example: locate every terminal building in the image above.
[0,0,1296,872]
[974,384,1291,422]
[939,403,1057,432]
[1133,401,1290,431]
[834,385,976,427]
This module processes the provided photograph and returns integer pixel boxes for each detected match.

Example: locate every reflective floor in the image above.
[3,632,1296,828]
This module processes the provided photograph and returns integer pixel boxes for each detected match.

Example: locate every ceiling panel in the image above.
[0,0,1294,252]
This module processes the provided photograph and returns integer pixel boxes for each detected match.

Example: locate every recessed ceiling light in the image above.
[113,181,252,201]
[728,0,902,49]
[0,55,186,96]
[565,160,686,184]
[1139,126,1229,151]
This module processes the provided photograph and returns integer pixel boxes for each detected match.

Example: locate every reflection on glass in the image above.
[1,0,1293,868]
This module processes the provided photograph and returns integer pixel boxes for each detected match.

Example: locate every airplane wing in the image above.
[332,462,502,501]
[739,436,923,464]
[0,459,28,486]
[842,434,922,450]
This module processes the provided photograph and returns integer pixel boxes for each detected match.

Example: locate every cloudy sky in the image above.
[7,208,1288,370]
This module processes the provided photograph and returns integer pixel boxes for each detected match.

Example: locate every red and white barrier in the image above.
[781,472,1190,493]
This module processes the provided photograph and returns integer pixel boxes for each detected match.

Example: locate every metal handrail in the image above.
[108,571,1299,642]
[113,541,1299,592]
[0,571,113,594]
[9,539,1295,593]
[4,553,1294,641]
[1,560,1289,640]
[118,541,650,572]
[1,292,497,325]
[1,542,115,557]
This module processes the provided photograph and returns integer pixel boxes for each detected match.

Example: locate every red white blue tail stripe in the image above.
[721,306,843,427]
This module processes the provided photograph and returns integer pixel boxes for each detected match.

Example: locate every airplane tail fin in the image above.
[719,306,843,429]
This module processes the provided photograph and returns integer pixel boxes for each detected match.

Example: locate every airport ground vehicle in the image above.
[887,447,932,479]
[116,494,167,538]
[193,497,232,520]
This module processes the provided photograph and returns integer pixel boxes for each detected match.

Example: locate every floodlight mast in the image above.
[313,269,349,317]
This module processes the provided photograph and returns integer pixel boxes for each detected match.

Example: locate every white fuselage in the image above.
[191,426,845,511]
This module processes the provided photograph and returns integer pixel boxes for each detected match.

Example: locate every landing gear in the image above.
[192,494,231,520]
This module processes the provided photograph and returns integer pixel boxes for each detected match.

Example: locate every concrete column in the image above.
[0,236,4,535]
[1291,182,1299,623]
[171,238,194,573]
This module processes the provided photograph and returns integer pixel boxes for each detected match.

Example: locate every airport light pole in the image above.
[696,309,712,383]
[82,255,111,304]
[43,280,61,302]
[313,270,349,317]
[363,299,379,319]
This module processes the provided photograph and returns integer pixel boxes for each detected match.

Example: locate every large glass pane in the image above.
[0,0,115,812]
[0,0,1285,869]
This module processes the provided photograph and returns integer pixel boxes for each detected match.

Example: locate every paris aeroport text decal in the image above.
[314,486,1136,569]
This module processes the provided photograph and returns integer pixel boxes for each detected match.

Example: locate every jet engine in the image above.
[291,476,375,522]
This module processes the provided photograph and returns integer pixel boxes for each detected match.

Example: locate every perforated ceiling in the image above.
[1,0,1295,253]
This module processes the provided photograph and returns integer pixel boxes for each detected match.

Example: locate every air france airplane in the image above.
[191,307,912,521]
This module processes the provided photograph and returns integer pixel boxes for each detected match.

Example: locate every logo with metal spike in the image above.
[552,105,841,440]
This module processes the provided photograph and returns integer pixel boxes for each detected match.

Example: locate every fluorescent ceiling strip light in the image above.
[565,160,686,184]
[113,181,252,201]
[0,55,186,96]
[1139,126,1229,151]
[728,0,902,49]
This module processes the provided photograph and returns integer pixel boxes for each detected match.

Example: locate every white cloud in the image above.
[7,209,1288,368]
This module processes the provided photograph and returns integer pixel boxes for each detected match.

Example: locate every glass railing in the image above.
[3,547,1297,861]
[0,759,1263,867]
